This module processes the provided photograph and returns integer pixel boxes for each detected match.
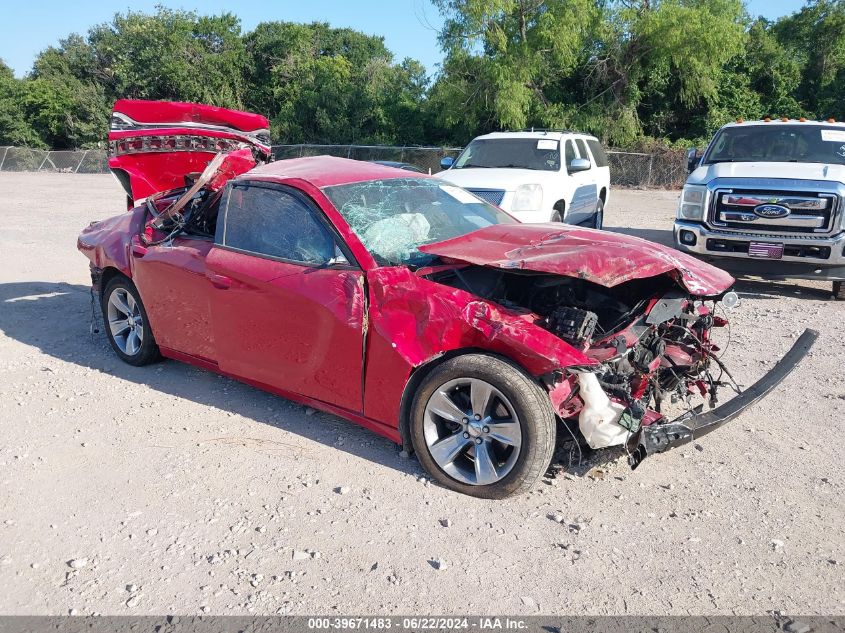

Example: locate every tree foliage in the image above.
[1,2,845,150]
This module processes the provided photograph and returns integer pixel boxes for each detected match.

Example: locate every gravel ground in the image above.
[0,173,842,616]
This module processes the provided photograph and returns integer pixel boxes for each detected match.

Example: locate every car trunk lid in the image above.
[108,99,271,203]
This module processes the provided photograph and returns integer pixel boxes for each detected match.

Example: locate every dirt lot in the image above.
[0,173,842,616]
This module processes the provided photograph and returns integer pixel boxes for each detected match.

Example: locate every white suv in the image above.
[436,131,611,227]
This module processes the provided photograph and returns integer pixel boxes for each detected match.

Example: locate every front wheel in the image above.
[834,280,845,300]
[101,276,160,366]
[409,354,556,499]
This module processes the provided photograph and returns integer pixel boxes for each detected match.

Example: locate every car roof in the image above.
[244,155,428,188]
[473,131,598,141]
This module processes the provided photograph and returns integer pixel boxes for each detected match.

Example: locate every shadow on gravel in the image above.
[0,280,422,478]
[606,225,674,247]
[733,278,833,301]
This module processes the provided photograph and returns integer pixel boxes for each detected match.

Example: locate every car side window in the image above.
[564,140,577,169]
[575,139,592,168]
[219,184,335,265]
[586,139,609,168]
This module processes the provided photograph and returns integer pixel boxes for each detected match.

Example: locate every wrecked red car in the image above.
[78,100,817,498]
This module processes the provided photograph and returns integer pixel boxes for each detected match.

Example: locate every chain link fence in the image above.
[0,144,688,188]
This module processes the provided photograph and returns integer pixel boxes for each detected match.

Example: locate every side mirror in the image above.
[568,158,591,173]
[440,156,454,170]
[686,148,699,173]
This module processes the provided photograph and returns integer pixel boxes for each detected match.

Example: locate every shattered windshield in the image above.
[453,138,561,171]
[703,125,845,165]
[323,178,516,266]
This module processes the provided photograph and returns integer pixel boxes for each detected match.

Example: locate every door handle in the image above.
[206,272,231,289]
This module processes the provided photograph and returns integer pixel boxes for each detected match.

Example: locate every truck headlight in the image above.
[512,184,543,212]
[677,185,707,221]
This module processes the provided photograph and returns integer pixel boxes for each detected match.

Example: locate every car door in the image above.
[565,138,599,225]
[205,181,365,412]
[130,233,217,362]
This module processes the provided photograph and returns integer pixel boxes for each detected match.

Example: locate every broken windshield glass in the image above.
[322,178,515,266]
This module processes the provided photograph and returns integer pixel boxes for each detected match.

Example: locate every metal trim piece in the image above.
[627,328,819,469]
[709,187,839,235]
[722,193,829,210]
[718,210,825,228]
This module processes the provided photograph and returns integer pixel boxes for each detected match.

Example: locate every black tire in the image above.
[409,354,556,499]
[834,281,845,300]
[551,202,565,223]
[593,198,604,230]
[101,276,161,366]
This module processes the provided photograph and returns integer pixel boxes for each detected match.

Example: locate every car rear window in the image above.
[586,139,609,167]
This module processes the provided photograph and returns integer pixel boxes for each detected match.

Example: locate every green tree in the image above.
[244,21,428,144]
[0,60,43,147]
[431,0,599,134]
[774,0,845,119]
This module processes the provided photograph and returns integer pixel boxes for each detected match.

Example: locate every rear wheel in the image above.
[834,281,845,300]
[101,276,160,366]
[593,198,604,229]
[551,202,565,223]
[409,354,556,499]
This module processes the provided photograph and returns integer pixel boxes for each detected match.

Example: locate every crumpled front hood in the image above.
[418,223,734,296]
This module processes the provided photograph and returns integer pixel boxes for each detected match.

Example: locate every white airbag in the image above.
[576,372,629,449]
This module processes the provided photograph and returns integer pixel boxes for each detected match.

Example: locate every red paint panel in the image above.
[248,156,422,189]
[77,206,147,277]
[109,99,270,201]
[205,247,365,412]
[362,266,595,427]
[131,237,217,361]
[113,99,270,133]
[418,223,735,295]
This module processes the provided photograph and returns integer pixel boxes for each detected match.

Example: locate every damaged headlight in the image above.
[677,185,707,221]
[512,184,543,212]
[721,290,739,309]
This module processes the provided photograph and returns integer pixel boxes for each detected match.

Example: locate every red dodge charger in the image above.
[78,100,815,497]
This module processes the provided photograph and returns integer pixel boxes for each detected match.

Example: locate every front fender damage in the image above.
[362,267,596,428]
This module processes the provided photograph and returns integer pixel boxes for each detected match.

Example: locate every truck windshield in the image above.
[703,125,845,166]
[453,138,561,171]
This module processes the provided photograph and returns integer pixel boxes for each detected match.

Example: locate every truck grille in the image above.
[710,190,837,234]
[467,188,505,206]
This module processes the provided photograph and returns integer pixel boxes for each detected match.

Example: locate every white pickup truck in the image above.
[436,131,610,228]
[674,119,845,299]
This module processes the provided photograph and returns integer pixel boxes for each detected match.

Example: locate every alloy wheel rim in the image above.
[107,288,144,356]
[423,377,522,486]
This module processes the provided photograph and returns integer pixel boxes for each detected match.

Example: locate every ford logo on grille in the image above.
[754,203,790,219]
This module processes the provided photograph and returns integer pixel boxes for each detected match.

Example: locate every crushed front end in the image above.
[424,255,816,470]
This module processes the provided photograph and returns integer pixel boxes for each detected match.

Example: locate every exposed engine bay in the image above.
[430,265,739,454]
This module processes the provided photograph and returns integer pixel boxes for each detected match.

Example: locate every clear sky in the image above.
[1,0,806,79]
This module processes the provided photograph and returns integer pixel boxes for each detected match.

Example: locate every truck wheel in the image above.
[409,354,556,499]
[834,281,845,300]
[101,276,161,366]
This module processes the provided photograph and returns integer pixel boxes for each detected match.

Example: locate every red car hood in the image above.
[108,99,271,203]
[418,223,734,295]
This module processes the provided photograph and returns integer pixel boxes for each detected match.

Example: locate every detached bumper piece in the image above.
[627,328,819,470]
